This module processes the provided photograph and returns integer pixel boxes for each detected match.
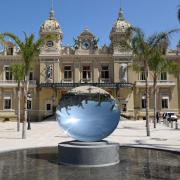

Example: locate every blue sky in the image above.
[0,0,180,49]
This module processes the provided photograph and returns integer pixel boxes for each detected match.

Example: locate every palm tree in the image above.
[132,28,180,132]
[2,32,43,139]
[10,64,25,132]
[148,51,168,128]
[148,31,180,128]
[131,28,153,136]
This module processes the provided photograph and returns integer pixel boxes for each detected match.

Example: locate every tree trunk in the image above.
[17,84,21,132]
[153,76,157,128]
[22,75,29,139]
[145,64,150,136]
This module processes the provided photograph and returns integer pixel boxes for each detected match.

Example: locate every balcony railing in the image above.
[0,80,37,87]
[100,78,111,83]
[40,82,134,89]
[80,79,92,83]
[136,80,176,87]
[61,79,73,83]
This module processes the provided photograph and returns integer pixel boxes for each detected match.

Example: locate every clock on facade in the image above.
[82,40,91,50]
[46,41,54,47]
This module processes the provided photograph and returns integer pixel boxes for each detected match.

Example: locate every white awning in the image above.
[4,96,11,100]
[141,96,146,99]
[162,96,169,100]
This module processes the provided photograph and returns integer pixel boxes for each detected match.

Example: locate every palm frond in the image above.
[23,32,28,42]
[167,61,180,75]
[131,27,152,63]
[148,32,169,54]
[168,28,180,35]
[3,32,42,74]
[178,5,180,23]
[0,34,5,44]
[10,64,25,83]
[3,32,24,49]
[147,33,158,46]
[148,51,168,74]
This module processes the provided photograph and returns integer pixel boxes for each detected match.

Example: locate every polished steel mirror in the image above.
[56,86,120,142]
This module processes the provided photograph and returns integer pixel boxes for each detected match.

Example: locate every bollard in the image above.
[171,121,173,128]
[166,119,168,126]
[175,121,178,130]
[163,119,166,125]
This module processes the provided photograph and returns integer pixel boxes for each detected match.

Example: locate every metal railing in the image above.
[39,82,134,89]
[99,78,111,83]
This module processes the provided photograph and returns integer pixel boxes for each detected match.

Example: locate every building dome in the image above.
[40,9,63,37]
[111,8,131,34]
[110,8,132,55]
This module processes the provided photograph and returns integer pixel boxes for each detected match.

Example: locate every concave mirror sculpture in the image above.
[56,86,120,142]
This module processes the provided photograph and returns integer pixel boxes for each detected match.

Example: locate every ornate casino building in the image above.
[0,7,179,121]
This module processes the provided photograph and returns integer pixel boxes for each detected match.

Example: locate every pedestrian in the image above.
[162,113,165,119]
[156,112,160,123]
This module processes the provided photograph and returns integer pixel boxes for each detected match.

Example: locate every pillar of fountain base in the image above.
[58,141,120,167]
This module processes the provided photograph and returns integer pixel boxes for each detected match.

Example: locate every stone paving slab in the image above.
[0,120,179,153]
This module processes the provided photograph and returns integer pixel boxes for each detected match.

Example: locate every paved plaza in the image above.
[0,119,179,153]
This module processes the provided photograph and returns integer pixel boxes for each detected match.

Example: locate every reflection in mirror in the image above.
[56,86,120,142]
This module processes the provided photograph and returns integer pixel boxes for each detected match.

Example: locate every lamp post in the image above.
[27,92,32,130]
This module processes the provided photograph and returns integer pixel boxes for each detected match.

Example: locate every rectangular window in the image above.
[29,72,33,81]
[64,65,72,80]
[82,65,91,80]
[160,72,167,81]
[5,66,13,80]
[122,104,127,112]
[27,100,32,110]
[141,96,146,109]
[7,47,13,55]
[139,67,146,81]
[46,104,52,111]
[162,97,169,109]
[101,66,109,80]
[4,97,11,110]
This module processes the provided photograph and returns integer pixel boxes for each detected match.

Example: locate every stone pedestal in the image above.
[58,141,120,167]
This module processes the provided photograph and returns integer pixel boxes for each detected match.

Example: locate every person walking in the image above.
[156,112,160,123]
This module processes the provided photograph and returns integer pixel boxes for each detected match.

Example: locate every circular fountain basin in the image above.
[0,147,180,180]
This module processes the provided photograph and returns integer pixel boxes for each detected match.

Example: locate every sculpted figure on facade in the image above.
[73,38,80,50]
[92,37,99,49]
[120,64,127,82]
[46,64,53,80]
